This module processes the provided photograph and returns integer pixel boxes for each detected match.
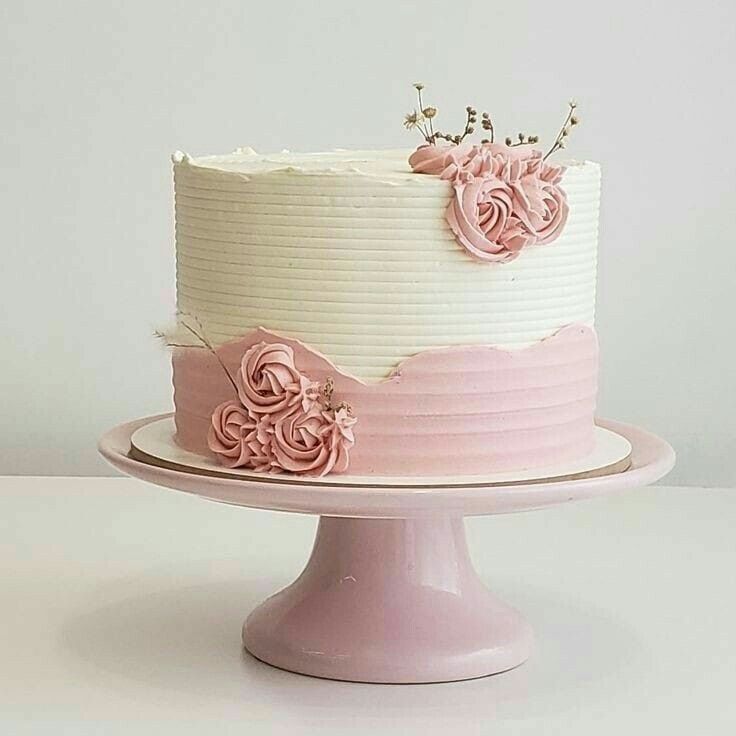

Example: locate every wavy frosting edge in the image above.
[172,325,599,477]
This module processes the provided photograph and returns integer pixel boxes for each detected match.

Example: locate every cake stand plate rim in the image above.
[98,413,675,518]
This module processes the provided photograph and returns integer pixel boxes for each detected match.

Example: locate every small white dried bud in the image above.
[413,82,424,90]
[422,106,437,119]
[403,111,423,129]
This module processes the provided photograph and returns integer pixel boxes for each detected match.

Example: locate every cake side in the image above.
[167,144,601,478]
[172,325,598,476]
[173,150,600,381]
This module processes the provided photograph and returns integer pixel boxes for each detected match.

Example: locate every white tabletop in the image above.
[1,477,734,735]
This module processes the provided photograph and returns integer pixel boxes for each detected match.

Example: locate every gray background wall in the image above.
[2,0,734,486]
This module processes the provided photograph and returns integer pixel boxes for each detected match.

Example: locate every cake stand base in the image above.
[242,515,532,683]
[99,415,675,685]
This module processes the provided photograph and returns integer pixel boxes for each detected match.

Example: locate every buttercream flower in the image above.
[237,342,319,417]
[447,172,532,262]
[270,405,357,477]
[207,401,263,468]
[319,407,357,473]
[207,340,358,477]
[434,143,569,262]
[510,172,568,245]
[246,414,280,472]
[408,142,477,178]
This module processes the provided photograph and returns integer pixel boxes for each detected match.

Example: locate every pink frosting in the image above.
[271,406,356,476]
[205,341,356,477]
[207,401,258,468]
[410,142,569,263]
[407,142,476,178]
[174,326,598,477]
[237,342,319,416]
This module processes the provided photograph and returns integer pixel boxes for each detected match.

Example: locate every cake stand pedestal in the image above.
[99,416,674,684]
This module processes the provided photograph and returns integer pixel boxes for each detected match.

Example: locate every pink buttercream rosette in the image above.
[409,142,569,263]
[207,342,357,477]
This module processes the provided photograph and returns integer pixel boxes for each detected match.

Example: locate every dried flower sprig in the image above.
[322,376,335,408]
[155,312,239,395]
[403,83,438,144]
[507,132,540,147]
[403,111,422,130]
[543,99,579,161]
[320,375,353,415]
[404,83,580,160]
[480,110,495,143]
[405,83,482,145]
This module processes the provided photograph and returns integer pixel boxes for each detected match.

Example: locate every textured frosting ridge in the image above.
[173,149,601,381]
[173,325,598,476]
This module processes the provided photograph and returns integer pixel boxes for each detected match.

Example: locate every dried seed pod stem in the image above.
[322,376,335,410]
[508,132,539,147]
[481,111,495,143]
[415,87,437,141]
[543,100,579,161]
[403,83,578,155]
[164,313,240,395]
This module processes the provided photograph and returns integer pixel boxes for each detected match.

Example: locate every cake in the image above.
[165,90,600,478]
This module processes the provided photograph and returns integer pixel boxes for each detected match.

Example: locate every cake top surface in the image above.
[173,147,595,183]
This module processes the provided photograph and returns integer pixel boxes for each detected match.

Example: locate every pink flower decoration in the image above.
[208,341,357,477]
[237,342,319,416]
[269,405,356,477]
[410,142,569,262]
[319,407,358,474]
[408,142,476,178]
[207,401,264,468]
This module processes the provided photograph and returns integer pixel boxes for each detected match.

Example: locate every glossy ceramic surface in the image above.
[98,415,674,683]
[243,515,533,683]
[99,415,674,518]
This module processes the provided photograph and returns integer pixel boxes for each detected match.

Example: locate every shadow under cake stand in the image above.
[98,414,674,684]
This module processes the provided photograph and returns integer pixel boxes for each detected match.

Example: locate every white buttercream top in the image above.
[171,148,601,380]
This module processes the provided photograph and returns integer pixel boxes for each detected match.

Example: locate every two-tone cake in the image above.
[164,88,600,478]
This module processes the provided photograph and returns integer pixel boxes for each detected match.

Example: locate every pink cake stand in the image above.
[99,415,674,684]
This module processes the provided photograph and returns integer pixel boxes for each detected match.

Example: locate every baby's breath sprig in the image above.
[415,83,437,142]
[543,99,580,161]
[403,83,437,144]
[403,83,580,160]
[404,83,480,145]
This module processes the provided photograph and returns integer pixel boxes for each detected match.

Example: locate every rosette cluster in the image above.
[409,142,569,262]
[207,342,356,477]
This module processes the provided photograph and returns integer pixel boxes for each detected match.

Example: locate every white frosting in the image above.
[173,149,600,381]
